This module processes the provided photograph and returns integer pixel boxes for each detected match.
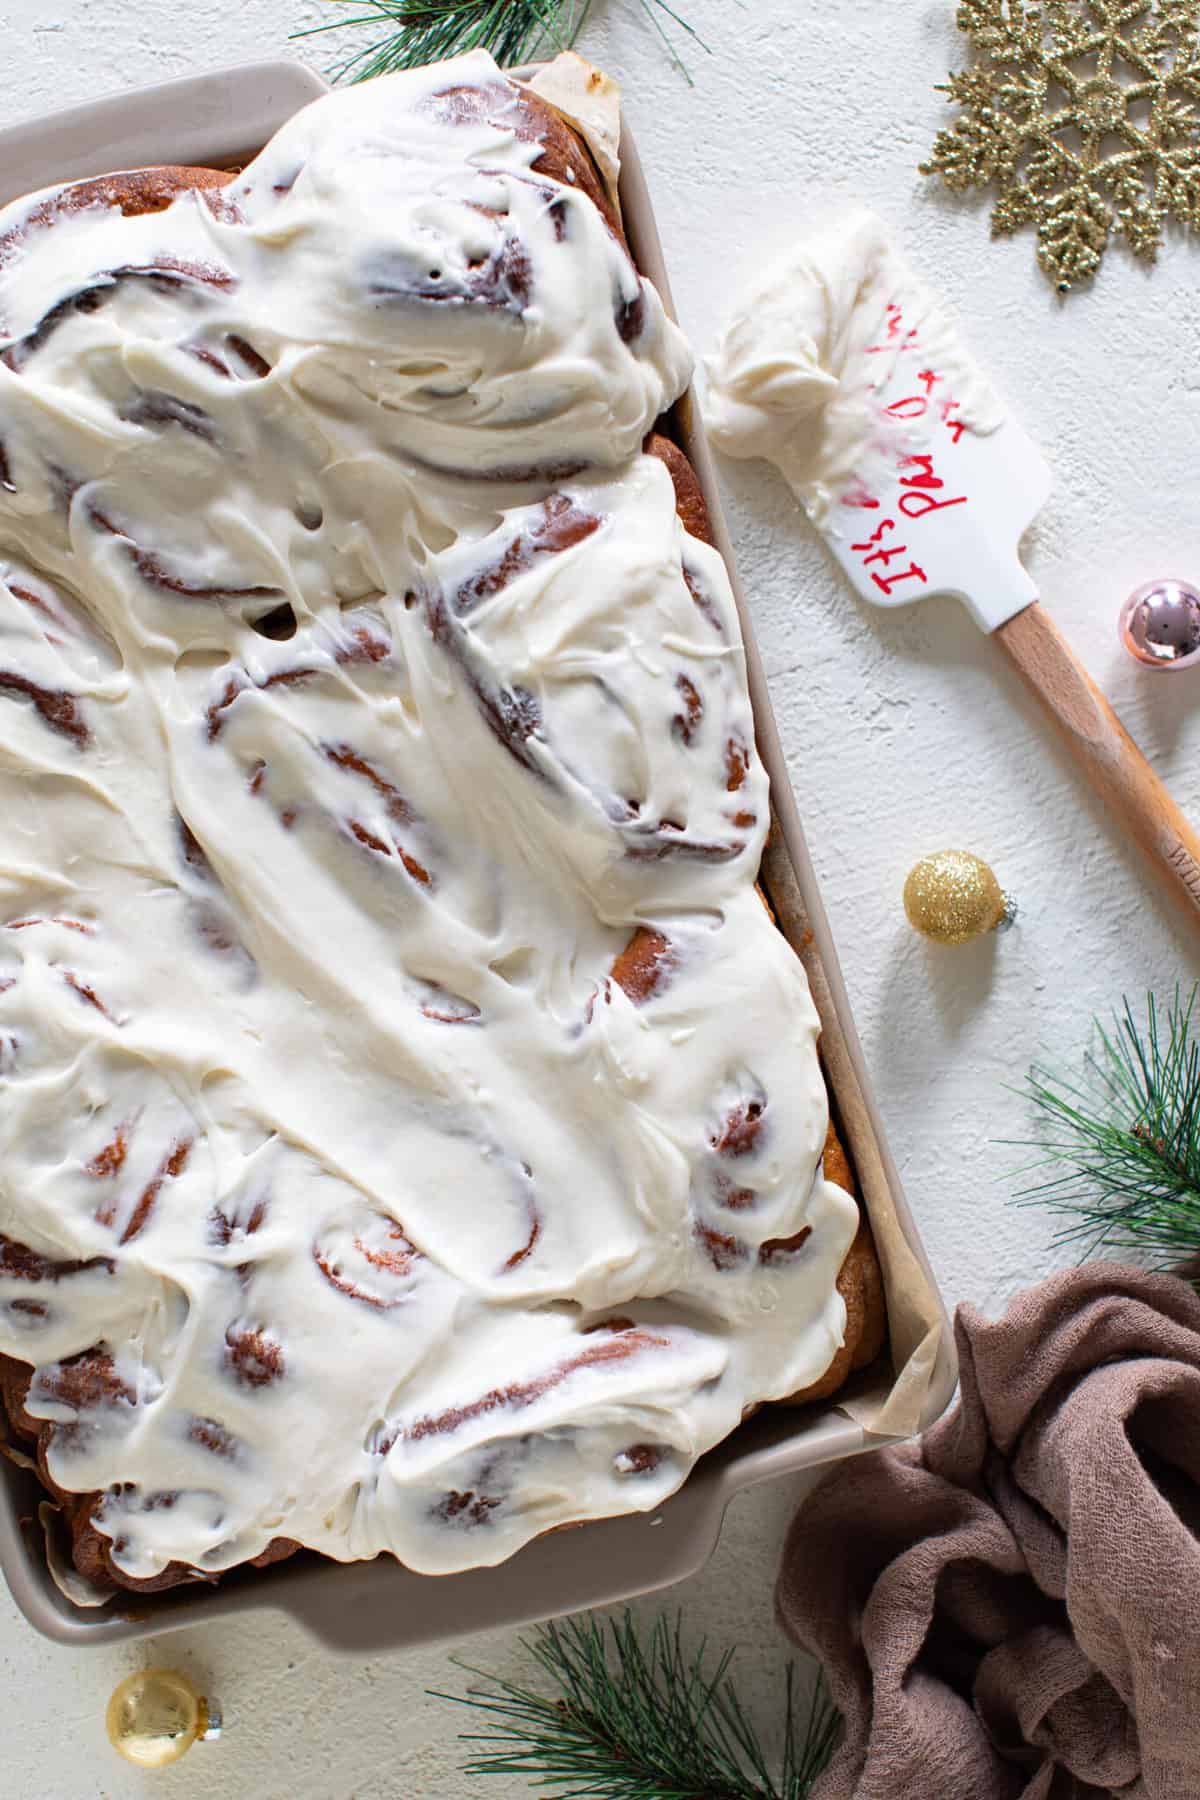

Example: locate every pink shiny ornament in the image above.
[1119,578,1200,670]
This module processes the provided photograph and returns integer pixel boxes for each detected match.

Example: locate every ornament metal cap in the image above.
[903,849,1013,945]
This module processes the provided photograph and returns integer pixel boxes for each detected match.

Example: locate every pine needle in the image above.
[292,0,708,83]
[430,1610,842,1800]
[1011,987,1200,1265]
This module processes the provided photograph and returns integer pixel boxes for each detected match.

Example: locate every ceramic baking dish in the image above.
[0,59,956,1649]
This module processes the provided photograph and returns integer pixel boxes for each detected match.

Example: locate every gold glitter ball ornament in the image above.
[903,851,1014,945]
[106,1668,221,1769]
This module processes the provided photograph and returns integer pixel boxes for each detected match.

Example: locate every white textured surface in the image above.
[2,1,1199,1794]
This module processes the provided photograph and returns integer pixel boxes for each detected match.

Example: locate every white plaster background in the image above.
[1,0,1199,1793]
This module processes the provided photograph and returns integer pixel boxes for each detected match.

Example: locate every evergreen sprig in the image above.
[431,1610,841,1800]
[1013,988,1200,1265]
[294,0,708,84]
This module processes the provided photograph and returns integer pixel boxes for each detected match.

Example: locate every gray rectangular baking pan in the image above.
[0,59,956,1649]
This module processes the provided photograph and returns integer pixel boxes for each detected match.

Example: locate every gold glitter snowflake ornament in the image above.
[921,0,1200,291]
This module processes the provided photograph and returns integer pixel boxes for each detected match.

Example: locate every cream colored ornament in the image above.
[903,850,1015,945]
[106,1668,221,1769]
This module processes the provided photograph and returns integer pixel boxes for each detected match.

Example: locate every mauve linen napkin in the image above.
[777,1264,1200,1800]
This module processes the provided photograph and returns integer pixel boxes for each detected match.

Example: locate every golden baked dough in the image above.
[782,1126,887,1406]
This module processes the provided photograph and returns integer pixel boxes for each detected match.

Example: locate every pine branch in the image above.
[1011,987,1200,1264]
[293,0,585,81]
[292,0,708,83]
[430,1610,841,1800]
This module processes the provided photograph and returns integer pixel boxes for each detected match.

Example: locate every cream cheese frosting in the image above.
[0,52,858,1584]
[702,209,1004,522]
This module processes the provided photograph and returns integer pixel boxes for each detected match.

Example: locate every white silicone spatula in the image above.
[789,278,1200,923]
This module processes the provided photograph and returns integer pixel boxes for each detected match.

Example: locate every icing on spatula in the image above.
[704,211,1200,921]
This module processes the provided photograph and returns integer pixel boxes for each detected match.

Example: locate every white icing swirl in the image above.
[0,53,856,1583]
[702,209,1004,520]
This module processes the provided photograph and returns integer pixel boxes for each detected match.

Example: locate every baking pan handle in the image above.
[0,61,330,207]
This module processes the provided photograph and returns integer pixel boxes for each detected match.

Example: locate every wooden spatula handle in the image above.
[995,601,1200,919]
